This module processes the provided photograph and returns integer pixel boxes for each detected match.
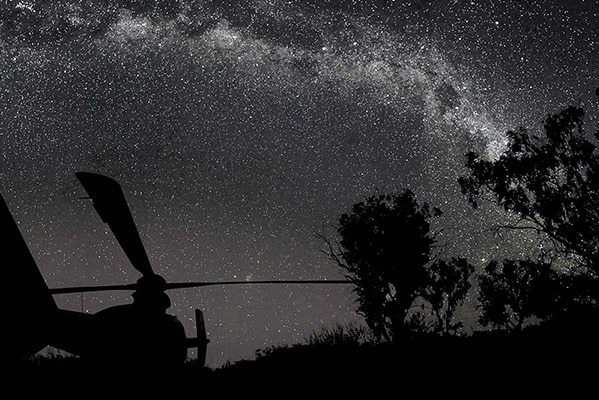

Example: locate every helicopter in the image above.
[1,172,347,368]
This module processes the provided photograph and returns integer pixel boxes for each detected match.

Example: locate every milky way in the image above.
[1,1,598,366]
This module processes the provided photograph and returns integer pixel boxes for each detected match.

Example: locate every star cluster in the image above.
[1,0,598,366]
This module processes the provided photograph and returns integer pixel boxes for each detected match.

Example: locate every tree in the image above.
[324,190,442,342]
[459,106,599,280]
[421,257,474,336]
[477,259,561,331]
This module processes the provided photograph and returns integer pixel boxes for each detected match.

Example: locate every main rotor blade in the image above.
[49,280,350,294]
[164,280,351,290]
[76,172,154,277]
[49,283,138,294]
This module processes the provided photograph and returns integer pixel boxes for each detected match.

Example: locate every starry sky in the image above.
[1,0,598,367]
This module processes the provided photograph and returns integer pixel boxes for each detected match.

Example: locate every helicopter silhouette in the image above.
[1,172,347,368]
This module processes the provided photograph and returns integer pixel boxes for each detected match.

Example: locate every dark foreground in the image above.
[5,331,598,396]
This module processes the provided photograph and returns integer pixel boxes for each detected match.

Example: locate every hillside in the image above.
[6,328,597,396]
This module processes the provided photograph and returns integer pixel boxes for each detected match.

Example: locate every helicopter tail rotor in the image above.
[185,309,210,366]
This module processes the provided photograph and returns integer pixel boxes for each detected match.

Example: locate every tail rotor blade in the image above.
[76,172,154,277]
[195,309,209,366]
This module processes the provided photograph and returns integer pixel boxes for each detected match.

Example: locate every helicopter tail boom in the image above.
[0,193,58,362]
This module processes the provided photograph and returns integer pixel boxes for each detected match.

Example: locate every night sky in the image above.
[2,0,598,367]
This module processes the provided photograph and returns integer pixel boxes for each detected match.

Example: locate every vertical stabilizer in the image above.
[0,193,57,361]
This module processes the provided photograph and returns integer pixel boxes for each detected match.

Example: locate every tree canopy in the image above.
[325,190,445,341]
[459,106,599,279]
[459,105,599,325]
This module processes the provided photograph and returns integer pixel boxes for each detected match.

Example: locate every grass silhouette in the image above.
[6,320,597,395]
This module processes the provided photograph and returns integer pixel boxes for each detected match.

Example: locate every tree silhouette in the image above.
[324,190,442,341]
[459,106,599,280]
[421,257,474,336]
[477,259,562,331]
